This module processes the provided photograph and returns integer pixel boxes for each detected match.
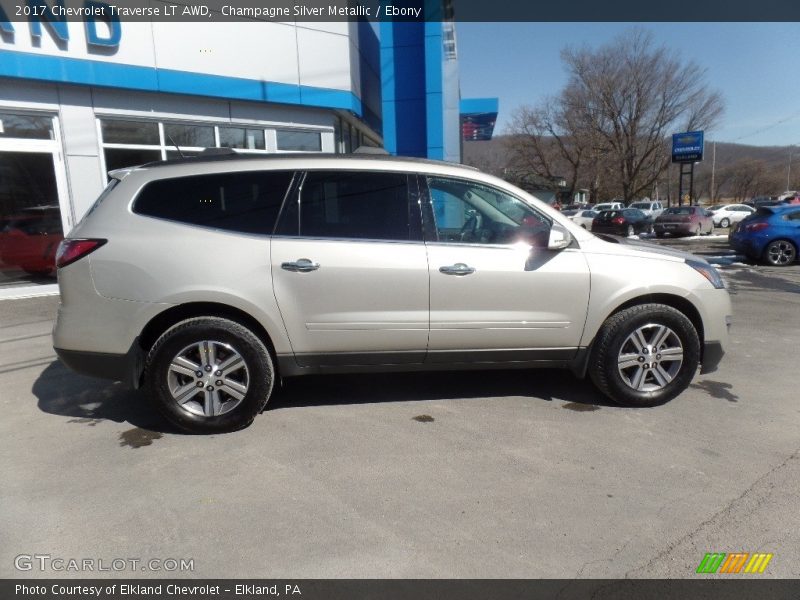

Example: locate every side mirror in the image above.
[548,222,573,251]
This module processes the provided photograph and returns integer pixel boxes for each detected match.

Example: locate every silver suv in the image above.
[53,154,731,433]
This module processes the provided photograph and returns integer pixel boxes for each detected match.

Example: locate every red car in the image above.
[653,206,714,237]
[0,206,64,276]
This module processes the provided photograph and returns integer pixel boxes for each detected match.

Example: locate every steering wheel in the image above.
[459,210,479,241]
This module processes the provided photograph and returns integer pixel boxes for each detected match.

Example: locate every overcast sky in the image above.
[456,22,800,147]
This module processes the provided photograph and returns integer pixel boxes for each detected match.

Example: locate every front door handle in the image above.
[439,263,476,276]
[281,258,320,272]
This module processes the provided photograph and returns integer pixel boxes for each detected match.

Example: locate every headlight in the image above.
[686,259,725,289]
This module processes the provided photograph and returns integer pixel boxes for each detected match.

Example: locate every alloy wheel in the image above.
[765,240,797,266]
[166,340,250,417]
[617,324,684,392]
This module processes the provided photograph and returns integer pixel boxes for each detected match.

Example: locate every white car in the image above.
[566,209,599,229]
[707,204,755,228]
[593,202,624,212]
[629,200,665,218]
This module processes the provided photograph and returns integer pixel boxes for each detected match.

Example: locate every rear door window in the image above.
[133,171,294,235]
[276,171,417,241]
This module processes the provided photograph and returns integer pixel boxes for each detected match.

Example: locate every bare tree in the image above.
[504,100,586,199]
[560,29,724,203]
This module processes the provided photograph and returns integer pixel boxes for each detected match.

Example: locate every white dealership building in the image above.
[0,16,384,292]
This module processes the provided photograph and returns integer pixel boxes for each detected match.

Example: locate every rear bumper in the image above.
[55,340,144,388]
[653,223,692,234]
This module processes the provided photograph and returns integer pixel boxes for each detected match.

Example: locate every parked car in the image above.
[593,202,624,212]
[743,196,779,209]
[628,200,665,218]
[729,205,800,266]
[591,209,652,236]
[0,206,64,276]
[53,153,731,433]
[653,206,714,237]
[563,203,590,211]
[564,208,598,229]
[761,194,800,207]
[707,204,755,228]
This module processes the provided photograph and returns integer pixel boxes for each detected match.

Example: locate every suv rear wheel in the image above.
[589,304,700,407]
[145,317,274,433]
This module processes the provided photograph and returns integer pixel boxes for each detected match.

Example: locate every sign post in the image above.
[672,131,704,206]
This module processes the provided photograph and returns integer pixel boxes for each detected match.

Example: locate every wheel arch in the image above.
[572,293,705,379]
[138,302,281,380]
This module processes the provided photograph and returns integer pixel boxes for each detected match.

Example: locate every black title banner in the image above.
[1,0,800,22]
[4,579,800,600]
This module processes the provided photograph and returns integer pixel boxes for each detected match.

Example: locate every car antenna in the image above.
[165,133,184,159]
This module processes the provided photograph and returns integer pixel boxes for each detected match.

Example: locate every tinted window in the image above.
[279,171,412,241]
[134,171,294,234]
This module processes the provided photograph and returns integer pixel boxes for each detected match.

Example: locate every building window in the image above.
[219,126,266,150]
[333,118,341,154]
[276,130,322,152]
[0,111,55,140]
[98,118,329,177]
[163,123,215,148]
[101,120,159,145]
[104,148,163,172]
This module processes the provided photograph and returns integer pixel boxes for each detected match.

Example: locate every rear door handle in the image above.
[439,263,476,276]
[281,258,320,272]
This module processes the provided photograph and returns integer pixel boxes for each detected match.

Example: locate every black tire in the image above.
[145,317,275,433]
[763,239,797,267]
[588,304,700,407]
[719,217,730,228]
[655,232,665,238]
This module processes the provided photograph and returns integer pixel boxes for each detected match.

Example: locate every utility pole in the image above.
[710,141,716,202]
[789,146,794,191]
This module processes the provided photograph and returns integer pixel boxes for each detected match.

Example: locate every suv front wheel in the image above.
[145,317,275,433]
[589,304,700,407]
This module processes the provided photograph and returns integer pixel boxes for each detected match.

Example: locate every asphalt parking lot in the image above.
[1,233,798,579]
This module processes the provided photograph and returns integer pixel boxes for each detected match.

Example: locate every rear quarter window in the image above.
[133,171,294,235]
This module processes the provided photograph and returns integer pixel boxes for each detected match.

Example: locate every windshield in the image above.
[630,202,650,209]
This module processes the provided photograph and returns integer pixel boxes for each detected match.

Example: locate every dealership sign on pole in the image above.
[673,130,704,206]
[672,130,704,163]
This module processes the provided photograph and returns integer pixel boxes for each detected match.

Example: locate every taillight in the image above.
[611,217,625,224]
[55,238,107,268]
[743,222,769,233]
